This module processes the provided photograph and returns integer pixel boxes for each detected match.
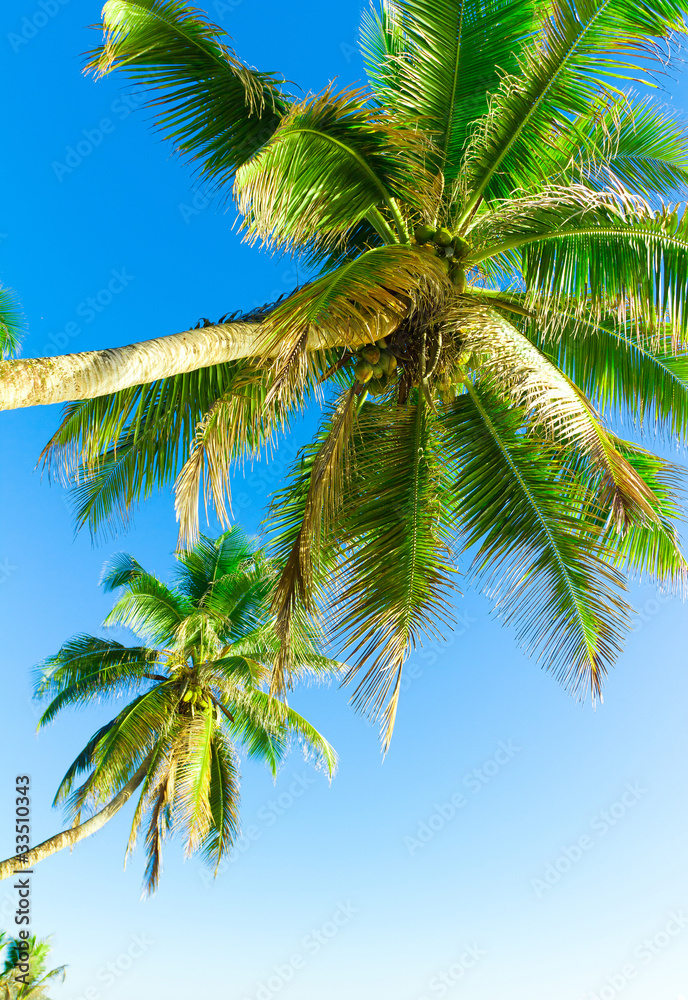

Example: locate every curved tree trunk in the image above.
[0,758,151,881]
[0,317,397,411]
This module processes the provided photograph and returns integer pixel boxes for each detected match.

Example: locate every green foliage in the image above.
[38,0,688,744]
[85,0,288,188]
[34,528,340,892]
[0,287,24,359]
[0,933,66,999]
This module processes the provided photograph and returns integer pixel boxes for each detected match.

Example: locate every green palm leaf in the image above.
[234,86,433,252]
[522,311,688,438]
[457,0,685,221]
[332,396,456,749]
[85,0,288,189]
[199,728,240,873]
[34,636,158,726]
[362,0,538,179]
[0,286,24,359]
[447,382,631,699]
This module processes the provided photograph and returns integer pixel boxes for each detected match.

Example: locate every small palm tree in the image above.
[1,0,688,745]
[0,528,338,891]
[0,934,66,1000]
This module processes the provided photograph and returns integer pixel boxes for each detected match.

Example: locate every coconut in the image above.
[450,264,466,292]
[375,337,388,349]
[414,224,435,245]
[434,227,453,247]
[361,345,381,364]
[377,350,397,374]
[354,359,374,383]
[366,377,388,396]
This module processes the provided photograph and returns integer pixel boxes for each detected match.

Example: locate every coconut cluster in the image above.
[181,684,210,708]
[353,338,398,395]
[414,224,469,259]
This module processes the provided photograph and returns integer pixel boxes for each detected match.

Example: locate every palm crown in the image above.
[6,0,688,747]
[0,934,66,1000]
[31,528,338,892]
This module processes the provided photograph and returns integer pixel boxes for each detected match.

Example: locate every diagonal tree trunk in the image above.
[0,757,152,881]
[0,317,397,411]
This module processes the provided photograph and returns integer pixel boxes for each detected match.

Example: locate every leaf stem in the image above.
[366,208,398,244]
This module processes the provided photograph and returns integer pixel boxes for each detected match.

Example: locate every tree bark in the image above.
[0,317,397,411]
[0,758,151,880]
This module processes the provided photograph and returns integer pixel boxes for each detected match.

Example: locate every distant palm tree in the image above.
[0,528,339,892]
[1,0,688,745]
[0,933,66,1000]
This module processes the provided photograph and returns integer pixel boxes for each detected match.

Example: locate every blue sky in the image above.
[1,3,688,999]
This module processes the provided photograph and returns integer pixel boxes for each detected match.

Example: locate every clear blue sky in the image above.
[1,3,688,1000]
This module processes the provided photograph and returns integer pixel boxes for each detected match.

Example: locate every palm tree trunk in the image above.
[0,316,397,411]
[0,758,151,881]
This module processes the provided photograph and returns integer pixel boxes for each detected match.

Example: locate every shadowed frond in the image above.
[269,388,357,694]
[332,396,456,749]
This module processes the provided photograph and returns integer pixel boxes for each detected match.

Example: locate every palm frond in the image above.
[103,570,189,645]
[457,0,685,220]
[522,310,688,439]
[85,0,288,190]
[553,94,688,198]
[198,727,240,874]
[362,0,538,180]
[175,707,216,854]
[0,286,24,359]
[453,305,661,528]
[601,438,687,587]
[269,388,357,694]
[500,206,688,342]
[34,635,158,726]
[43,359,280,539]
[332,396,456,749]
[447,382,632,699]
[260,244,450,361]
[234,85,434,253]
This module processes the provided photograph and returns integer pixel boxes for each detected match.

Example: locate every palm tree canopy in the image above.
[0,933,66,1000]
[3,0,688,746]
[34,527,339,892]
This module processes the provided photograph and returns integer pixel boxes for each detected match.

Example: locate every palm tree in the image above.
[0,528,339,891]
[2,0,688,746]
[0,933,66,1000]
